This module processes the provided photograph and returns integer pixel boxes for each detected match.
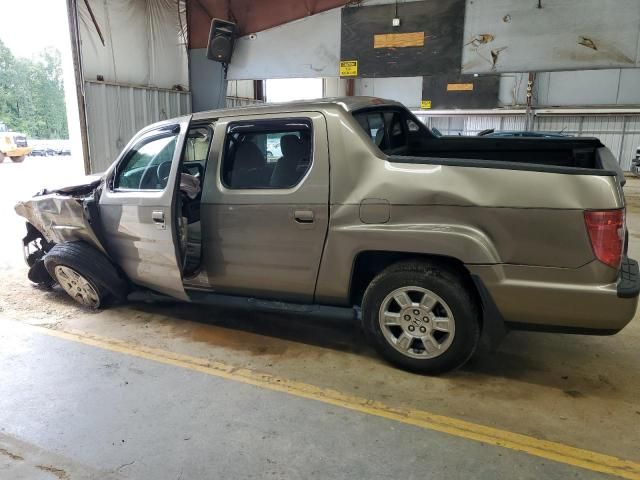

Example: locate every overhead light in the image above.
[392,17,400,27]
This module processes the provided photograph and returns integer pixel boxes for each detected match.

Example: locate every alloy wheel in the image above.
[378,286,455,359]
[54,265,101,308]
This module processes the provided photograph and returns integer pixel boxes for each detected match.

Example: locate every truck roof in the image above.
[191,96,404,121]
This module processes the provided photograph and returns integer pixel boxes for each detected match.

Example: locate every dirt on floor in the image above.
[1,156,639,462]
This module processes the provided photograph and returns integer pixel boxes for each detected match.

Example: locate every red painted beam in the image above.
[188,0,350,49]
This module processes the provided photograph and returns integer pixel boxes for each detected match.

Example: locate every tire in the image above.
[361,260,480,374]
[10,155,25,163]
[0,152,5,162]
[44,242,129,309]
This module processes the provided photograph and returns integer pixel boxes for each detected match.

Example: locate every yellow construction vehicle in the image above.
[0,122,32,163]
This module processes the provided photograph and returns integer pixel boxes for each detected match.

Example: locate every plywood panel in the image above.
[373,32,425,49]
[447,83,474,91]
[341,0,465,78]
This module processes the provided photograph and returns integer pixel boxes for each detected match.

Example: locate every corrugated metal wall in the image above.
[413,110,640,170]
[534,115,640,171]
[85,81,191,172]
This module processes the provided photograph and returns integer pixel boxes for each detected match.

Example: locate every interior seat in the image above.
[270,135,310,188]
[229,141,268,188]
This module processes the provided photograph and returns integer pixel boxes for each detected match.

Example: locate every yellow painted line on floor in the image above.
[26,323,640,480]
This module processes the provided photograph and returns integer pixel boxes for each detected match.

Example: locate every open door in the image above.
[98,116,192,300]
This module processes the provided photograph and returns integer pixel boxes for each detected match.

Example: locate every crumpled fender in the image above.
[15,191,107,255]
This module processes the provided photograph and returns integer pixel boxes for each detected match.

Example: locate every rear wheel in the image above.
[10,155,25,163]
[362,260,480,374]
[0,152,5,162]
[44,242,129,309]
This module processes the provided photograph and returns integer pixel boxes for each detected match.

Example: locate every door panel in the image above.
[98,116,191,300]
[198,112,330,302]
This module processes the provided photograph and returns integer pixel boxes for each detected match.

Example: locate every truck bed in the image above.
[407,136,603,169]
[392,134,623,182]
[350,105,620,177]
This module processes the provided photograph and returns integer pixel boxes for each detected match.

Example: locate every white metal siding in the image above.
[534,115,640,171]
[84,81,191,173]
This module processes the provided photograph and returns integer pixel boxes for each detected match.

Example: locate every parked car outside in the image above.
[14,97,637,374]
[29,147,49,157]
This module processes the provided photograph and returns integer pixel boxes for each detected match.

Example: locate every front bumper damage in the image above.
[15,177,107,285]
[15,192,106,253]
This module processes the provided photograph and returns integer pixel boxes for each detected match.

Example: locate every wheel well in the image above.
[349,251,477,307]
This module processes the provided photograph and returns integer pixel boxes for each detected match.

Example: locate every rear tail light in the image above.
[583,209,625,269]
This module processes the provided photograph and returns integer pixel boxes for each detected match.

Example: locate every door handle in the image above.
[294,210,315,224]
[152,210,166,229]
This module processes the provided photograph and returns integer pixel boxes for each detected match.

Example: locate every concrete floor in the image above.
[1,156,640,479]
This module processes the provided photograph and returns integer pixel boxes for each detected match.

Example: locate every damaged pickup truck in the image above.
[15,97,639,374]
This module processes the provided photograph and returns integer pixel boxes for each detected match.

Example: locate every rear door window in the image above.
[221,119,313,189]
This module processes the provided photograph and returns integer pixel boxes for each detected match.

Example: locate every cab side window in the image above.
[114,133,178,190]
[221,119,313,189]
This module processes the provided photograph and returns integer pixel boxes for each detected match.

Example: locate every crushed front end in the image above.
[15,177,106,286]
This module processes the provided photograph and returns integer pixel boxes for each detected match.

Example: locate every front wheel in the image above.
[361,261,480,374]
[44,242,129,309]
[10,155,25,163]
[52,265,103,308]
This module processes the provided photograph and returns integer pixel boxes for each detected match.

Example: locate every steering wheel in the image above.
[156,161,172,188]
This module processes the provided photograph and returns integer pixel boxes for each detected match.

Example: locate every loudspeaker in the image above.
[207,18,237,63]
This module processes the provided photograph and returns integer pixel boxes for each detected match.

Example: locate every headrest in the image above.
[280,134,308,160]
[234,141,264,169]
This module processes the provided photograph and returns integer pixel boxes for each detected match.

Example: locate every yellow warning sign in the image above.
[340,60,358,77]
[420,100,432,109]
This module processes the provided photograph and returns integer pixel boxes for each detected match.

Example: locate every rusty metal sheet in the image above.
[462,0,640,74]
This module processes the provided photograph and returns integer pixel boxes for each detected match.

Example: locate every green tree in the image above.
[0,39,68,139]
